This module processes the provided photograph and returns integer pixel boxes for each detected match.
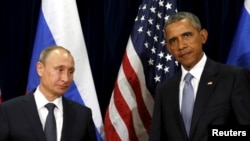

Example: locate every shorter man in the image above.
[0,46,97,141]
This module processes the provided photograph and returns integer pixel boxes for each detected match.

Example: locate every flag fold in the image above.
[227,0,250,69]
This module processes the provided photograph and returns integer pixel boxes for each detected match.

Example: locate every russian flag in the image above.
[27,0,104,140]
[227,0,250,70]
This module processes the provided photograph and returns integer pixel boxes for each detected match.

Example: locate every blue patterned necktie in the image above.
[44,103,57,141]
[181,73,194,136]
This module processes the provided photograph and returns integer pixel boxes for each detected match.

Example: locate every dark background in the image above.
[0,0,244,117]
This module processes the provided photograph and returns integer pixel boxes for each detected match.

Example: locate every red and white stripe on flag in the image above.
[104,38,154,141]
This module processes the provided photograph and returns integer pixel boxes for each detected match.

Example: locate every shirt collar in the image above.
[34,86,63,111]
[181,53,207,81]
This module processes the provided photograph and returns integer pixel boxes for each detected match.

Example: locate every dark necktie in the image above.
[181,73,194,136]
[44,103,57,141]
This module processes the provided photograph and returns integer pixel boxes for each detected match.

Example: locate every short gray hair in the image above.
[164,11,202,31]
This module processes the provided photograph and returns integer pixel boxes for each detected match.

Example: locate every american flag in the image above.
[104,0,179,140]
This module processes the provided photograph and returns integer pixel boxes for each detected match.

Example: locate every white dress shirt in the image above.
[34,86,63,141]
[179,53,207,111]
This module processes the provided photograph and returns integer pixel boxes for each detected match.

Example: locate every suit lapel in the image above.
[175,72,189,137]
[60,97,76,141]
[189,59,220,138]
[21,94,46,141]
[168,72,188,138]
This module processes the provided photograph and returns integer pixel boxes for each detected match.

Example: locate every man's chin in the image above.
[55,88,69,95]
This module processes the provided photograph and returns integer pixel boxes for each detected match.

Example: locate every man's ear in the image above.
[200,29,208,44]
[165,44,173,55]
[36,62,44,77]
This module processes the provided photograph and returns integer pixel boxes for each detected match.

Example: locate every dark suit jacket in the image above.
[149,58,250,141]
[0,93,97,141]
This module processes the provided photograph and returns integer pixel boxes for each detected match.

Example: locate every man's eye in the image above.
[168,39,176,45]
[183,32,192,37]
[56,68,64,72]
[69,70,74,74]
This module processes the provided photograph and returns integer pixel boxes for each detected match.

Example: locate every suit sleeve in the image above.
[231,68,250,123]
[0,104,9,141]
[86,109,98,141]
[149,84,166,141]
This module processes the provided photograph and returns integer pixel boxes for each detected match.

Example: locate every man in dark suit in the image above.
[0,46,97,141]
[149,12,250,141]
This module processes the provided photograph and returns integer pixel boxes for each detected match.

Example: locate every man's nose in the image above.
[177,38,187,50]
[61,72,71,82]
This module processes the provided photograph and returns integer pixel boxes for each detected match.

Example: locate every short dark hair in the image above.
[164,11,202,31]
